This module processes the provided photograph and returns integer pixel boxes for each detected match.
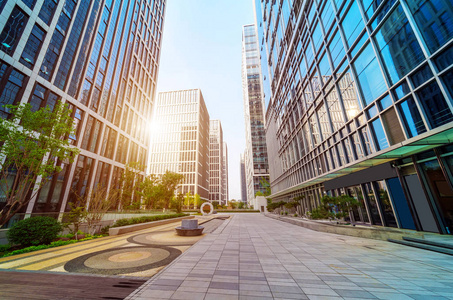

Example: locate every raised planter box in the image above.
[266,214,425,241]
[109,216,194,236]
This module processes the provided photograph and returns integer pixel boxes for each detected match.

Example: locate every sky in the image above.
[156,0,256,200]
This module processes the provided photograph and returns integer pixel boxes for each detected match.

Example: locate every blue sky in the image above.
[156,0,256,200]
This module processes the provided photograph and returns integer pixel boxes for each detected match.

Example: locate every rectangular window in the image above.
[416,81,453,128]
[22,0,37,9]
[398,97,426,138]
[353,43,387,105]
[0,65,27,118]
[407,0,453,53]
[38,0,58,25]
[374,5,424,85]
[20,24,46,69]
[0,6,29,55]
[371,118,389,150]
[341,2,364,48]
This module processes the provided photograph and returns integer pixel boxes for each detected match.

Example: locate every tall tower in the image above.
[240,153,247,204]
[222,142,228,204]
[241,24,269,205]
[149,89,210,201]
[209,119,223,204]
[0,0,166,224]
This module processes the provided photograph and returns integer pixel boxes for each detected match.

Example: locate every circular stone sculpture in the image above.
[200,202,214,215]
[175,219,204,236]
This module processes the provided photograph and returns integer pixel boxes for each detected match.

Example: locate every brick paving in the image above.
[128,213,453,300]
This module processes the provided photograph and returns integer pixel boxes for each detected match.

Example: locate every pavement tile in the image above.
[334,289,377,298]
[302,288,339,296]
[204,293,239,300]
[208,288,240,295]
[272,292,308,299]
[210,281,239,290]
[369,292,415,300]
[170,291,205,300]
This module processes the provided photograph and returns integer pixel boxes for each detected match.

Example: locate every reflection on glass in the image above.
[376,181,397,227]
[371,118,389,150]
[399,97,427,138]
[354,43,387,105]
[374,4,424,85]
[363,182,382,225]
[339,69,361,119]
[420,159,453,234]
[434,44,453,71]
[410,64,433,88]
[407,0,453,53]
[417,81,453,129]
[392,80,410,101]
[342,1,365,47]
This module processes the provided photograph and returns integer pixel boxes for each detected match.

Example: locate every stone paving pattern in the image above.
[128,213,453,300]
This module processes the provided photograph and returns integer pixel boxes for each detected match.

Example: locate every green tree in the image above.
[229,200,237,209]
[0,102,79,227]
[160,171,184,209]
[194,193,201,209]
[171,192,184,213]
[238,201,245,209]
[118,162,143,210]
[138,174,161,209]
[85,185,116,235]
[184,191,194,209]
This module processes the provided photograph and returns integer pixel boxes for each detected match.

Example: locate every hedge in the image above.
[112,213,188,228]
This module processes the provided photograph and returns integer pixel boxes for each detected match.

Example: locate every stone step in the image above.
[403,236,453,250]
[388,238,453,256]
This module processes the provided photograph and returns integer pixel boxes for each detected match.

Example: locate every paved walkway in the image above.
[128,213,453,300]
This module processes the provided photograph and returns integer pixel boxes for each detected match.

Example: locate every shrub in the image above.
[7,216,63,247]
[284,211,288,215]
[294,213,298,217]
[112,213,188,228]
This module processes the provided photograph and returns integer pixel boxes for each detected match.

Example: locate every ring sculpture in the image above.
[200,202,214,215]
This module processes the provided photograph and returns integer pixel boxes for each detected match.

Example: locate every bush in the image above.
[294,213,298,217]
[112,213,188,228]
[7,216,62,247]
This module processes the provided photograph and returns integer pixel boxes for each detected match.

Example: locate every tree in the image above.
[0,102,79,227]
[194,193,201,209]
[184,191,194,209]
[171,192,184,213]
[160,171,184,209]
[85,185,116,235]
[238,202,245,209]
[138,174,161,209]
[118,162,143,210]
[229,200,237,209]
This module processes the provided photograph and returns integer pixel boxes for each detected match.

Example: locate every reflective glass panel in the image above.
[416,81,453,128]
[342,1,365,48]
[407,0,453,53]
[398,97,427,138]
[354,43,387,105]
[0,6,28,55]
[371,118,389,150]
[374,5,425,85]
[434,43,453,71]
[363,182,383,225]
[375,181,397,227]
[411,64,434,88]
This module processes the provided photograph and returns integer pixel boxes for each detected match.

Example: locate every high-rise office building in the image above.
[240,153,247,204]
[209,119,223,204]
[241,24,270,205]
[0,0,165,225]
[255,0,453,234]
[222,142,228,203]
[149,89,210,201]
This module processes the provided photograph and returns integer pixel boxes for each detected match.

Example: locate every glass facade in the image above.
[242,24,270,204]
[0,0,166,225]
[255,0,453,233]
[148,90,211,202]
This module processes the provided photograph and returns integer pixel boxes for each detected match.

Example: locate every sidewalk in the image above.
[127,213,453,300]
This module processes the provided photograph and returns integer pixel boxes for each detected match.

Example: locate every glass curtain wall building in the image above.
[209,119,224,204]
[148,89,210,201]
[222,142,229,203]
[242,24,270,204]
[240,153,247,204]
[0,0,165,225]
[255,0,453,234]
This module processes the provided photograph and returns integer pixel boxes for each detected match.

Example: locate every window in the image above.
[0,64,27,118]
[353,43,387,105]
[341,1,364,48]
[38,0,58,25]
[407,0,453,53]
[416,81,453,128]
[371,118,388,150]
[374,5,425,85]
[0,6,28,55]
[22,0,37,9]
[398,97,427,138]
[20,25,46,69]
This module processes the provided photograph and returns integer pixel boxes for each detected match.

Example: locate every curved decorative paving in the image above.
[127,230,202,246]
[64,246,181,275]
